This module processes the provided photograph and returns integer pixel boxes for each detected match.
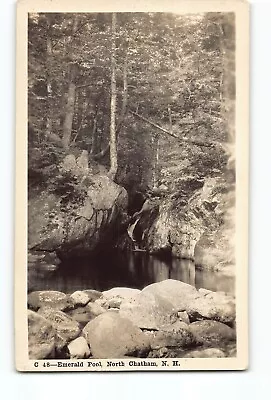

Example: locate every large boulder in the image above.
[142,279,200,311]
[38,308,81,349]
[119,290,178,330]
[189,320,236,346]
[82,311,150,358]
[186,293,236,324]
[28,310,56,359]
[27,291,73,312]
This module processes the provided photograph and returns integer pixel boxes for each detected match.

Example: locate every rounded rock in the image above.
[82,311,150,358]
[70,291,90,307]
[120,291,178,330]
[28,310,56,359]
[38,308,81,349]
[67,336,90,359]
[190,320,236,346]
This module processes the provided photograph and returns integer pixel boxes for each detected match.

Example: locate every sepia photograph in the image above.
[15,0,249,371]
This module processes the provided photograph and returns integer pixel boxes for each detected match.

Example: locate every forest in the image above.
[27,12,237,361]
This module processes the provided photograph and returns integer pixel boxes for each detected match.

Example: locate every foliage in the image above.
[28,12,235,200]
[49,171,88,206]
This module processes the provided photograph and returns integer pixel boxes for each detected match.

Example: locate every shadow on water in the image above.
[28,250,235,295]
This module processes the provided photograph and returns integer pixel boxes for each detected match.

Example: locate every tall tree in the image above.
[45,15,53,138]
[62,63,77,150]
[108,13,118,179]
[62,15,79,150]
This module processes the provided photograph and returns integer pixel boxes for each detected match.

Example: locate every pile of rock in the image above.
[27,279,236,360]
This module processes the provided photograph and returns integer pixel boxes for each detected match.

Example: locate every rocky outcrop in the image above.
[27,279,236,360]
[28,152,128,259]
[194,184,235,273]
[126,176,235,275]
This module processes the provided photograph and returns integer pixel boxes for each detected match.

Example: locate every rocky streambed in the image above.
[28,279,236,360]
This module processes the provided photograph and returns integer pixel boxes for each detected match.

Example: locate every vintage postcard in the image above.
[15,0,249,371]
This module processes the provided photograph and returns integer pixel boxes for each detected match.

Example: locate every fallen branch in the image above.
[129,110,180,139]
[129,110,215,148]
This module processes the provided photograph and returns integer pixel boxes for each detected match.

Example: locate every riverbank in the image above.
[28,279,236,360]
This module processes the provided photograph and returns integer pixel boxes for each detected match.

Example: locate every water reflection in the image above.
[28,250,234,295]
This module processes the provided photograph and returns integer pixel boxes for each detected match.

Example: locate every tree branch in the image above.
[129,110,217,148]
[129,110,180,139]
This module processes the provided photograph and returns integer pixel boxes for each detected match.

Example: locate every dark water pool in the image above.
[28,250,234,295]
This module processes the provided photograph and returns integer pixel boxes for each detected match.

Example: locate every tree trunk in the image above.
[46,19,53,138]
[119,51,128,128]
[90,111,98,154]
[62,71,76,150]
[108,13,118,179]
[61,15,79,150]
[92,48,128,161]
[153,134,160,189]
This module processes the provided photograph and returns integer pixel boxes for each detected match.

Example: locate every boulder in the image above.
[142,279,200,311]
[120,291,178,330]
[189,320,236,346]
[86,302,107,316]
[67,336,90,359]
[69,291,90,307]
[28,310,56,359]
[151,321,195,349]
[67,303,106,327]
[82,289,102,302]
[38,308,81,349]
[27,291,73,312]
[96,287,140,309]
[182,348,226,358]
[186,295,236,324]
[83,311,150,358]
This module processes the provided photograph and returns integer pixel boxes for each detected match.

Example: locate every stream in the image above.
[28,250,234,295]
